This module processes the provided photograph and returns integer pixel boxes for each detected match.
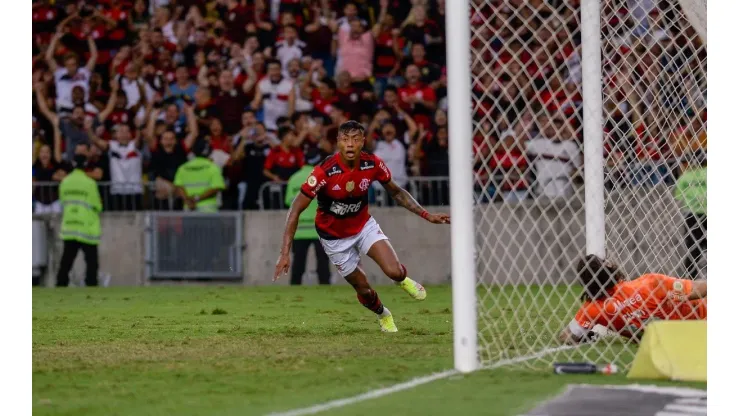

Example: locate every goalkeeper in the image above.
[559,255,707,344]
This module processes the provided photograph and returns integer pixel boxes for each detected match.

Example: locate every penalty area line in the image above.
[264,344,579,416]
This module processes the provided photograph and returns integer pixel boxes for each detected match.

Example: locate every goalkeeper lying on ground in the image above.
[559,255,707,344]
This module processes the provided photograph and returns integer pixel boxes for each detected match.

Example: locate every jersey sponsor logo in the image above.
[673,281,684,292]
[360,178,370,191]
[329,201,363,216]
[604,294,644,316]
[307,175,317,187]
[346,181,355,192]
[332,184,341,191]
[326,165,343,177]
[360,160,375,171]
[379,161,390,176]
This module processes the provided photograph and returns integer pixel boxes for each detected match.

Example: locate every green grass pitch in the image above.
[32,285,705,416]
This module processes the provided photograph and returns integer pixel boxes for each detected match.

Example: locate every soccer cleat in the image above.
[398,277,427,301]
[378,309,398,332]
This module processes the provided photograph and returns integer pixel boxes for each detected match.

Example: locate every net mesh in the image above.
[469,0,707,369]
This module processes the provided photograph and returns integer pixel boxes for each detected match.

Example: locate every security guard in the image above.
[674,149,707,279]
[174,140,226,212]
[284,153,331,285]
[56,144,102,287]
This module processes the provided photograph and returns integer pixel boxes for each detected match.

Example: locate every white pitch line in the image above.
[265,344,579,416]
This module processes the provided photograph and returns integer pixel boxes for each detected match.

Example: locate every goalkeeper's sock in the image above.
[357,289,385,315]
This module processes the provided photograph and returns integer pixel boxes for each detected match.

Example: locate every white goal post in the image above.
[447,0,707,372]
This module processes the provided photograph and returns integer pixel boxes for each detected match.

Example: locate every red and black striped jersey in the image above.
[300,152,391,239]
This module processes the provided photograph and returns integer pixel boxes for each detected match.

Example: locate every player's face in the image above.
[337,130,364,161]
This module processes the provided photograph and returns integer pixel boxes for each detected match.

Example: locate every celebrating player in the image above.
[273,120,450,332]
[559,255,707,344]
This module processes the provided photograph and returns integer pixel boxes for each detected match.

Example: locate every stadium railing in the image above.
[34,164,676,214]
[33,181,180,213]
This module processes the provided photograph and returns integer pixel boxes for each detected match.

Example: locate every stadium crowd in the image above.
[32,0,706,212]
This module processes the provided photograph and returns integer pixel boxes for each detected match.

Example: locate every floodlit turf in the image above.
[33,285,705,416]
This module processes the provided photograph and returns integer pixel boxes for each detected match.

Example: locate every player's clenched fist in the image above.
[274,252,290,281]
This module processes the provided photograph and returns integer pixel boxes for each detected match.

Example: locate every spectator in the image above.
[33,140,67,214]
[45,31,98,112]
[208,69,253,135]
[491,130,530,203]
[89,122,144,211]
[34,82,90,162]
[192,86,219,131]
[400,5,442,54]
[149,105,199,210]
[238,122,273,210]
[333,17,374,87]
[303,3,335,76]
[263,126,305,183]
[526,115,582,199]
[398,64,437,129]
[336,2,367,33]
[372,1,404,99]
[371,117,415,205]
[275,24,306,69]
[168,65,198,108]
[416,125,449,206]
[251,60,296,132]
[405,43,443,91]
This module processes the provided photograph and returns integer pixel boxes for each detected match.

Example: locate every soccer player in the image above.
[559,255,707,344]
[273,120,450,332]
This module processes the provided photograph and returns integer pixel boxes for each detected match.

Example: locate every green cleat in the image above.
[398,277,427,301]
[378,309,398,333]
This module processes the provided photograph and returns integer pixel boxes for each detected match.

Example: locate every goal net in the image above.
[463,0,707,370]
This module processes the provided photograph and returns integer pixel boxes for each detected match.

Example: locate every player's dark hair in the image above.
[578,255,625,302]
[267,59,282,68]
[338,120,365,137]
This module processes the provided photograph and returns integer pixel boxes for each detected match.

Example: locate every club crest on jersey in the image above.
[359,178,370,191]
[346,181,355,192]
[307,175,317,187]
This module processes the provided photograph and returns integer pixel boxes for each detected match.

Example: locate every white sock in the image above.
[378,307,392,317]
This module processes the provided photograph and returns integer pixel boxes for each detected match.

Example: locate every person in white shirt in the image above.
[90,123,145,210]
[371,119,417,205]
[45,31,98,112]
[251,60,296,131]
[526,116,582,199]
[275,25,306,69]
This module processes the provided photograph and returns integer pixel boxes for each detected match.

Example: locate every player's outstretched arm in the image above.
[382,179,450,224]
[274,192,313,281]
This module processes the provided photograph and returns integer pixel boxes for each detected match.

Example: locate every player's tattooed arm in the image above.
[383,179,426,216]
[382,180,450,224]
